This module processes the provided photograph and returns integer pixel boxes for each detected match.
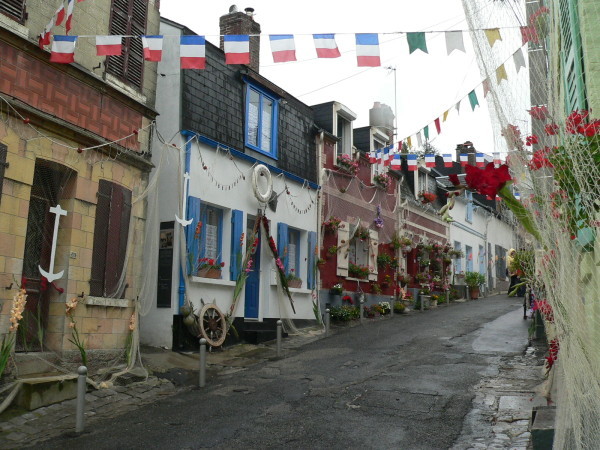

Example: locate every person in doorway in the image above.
[506,248,519,295]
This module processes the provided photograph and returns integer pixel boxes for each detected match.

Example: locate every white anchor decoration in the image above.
[175,172,193,226]
[38,204,67,283]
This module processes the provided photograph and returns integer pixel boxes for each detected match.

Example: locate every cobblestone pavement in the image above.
[451,340,549,450]
[0,303,548,449]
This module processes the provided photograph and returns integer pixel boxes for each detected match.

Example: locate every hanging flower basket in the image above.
[336,154,359,176]
[373,173,391,189]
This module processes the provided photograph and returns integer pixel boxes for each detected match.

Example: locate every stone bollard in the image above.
[199,338,207,388]
[359,295,365,324]
[276,320,283,357]
[390,296,394,317]
[324,309,330,337]
[75,366,87,433]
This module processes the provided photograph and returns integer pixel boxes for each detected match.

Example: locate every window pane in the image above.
[248,89,260,147]
[205,208,220,260]
[261,97,273,152]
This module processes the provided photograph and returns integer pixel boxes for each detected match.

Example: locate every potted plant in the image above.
[323,216,342,234]
[376,253,393,269]
[398,273,412,287]
[286,270,302,288]
[371,283,382,294]
[393,301,406,314]
[464,271,485,299]
[198,258,225,278]
[419,191,437,204]
[330,283,343,296]
[336,154,359,176]
[356,226,370,241]
[349,263,369,279]
[373,172,391,189]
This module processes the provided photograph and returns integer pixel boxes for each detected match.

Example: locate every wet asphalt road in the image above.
[38,295,528,450]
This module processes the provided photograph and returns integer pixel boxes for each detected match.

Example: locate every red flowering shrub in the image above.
[525,135,539,146]
[544,123,559,136]
[528,147,554,170]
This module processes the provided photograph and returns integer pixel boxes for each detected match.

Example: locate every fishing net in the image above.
[461,0,600,447]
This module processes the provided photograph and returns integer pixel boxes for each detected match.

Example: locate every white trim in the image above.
[85,297,133,308]
[334,102,357,121]
[190,277,236,287]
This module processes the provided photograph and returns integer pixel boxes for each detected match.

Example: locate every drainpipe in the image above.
[316,130,324,312]
[177,131,193,310]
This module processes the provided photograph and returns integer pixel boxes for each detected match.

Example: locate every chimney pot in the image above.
[245,7,254,15]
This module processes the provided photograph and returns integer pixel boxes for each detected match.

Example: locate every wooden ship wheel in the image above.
[199,303,227,347]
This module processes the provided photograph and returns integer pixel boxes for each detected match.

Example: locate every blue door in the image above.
[244,218,260,319]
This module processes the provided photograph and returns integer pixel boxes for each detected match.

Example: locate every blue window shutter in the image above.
[277,222,289,272]
[307,231,317,289]
[186,196,201,275]
[230,209,244,281]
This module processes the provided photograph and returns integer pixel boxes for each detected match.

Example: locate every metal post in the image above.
[359,295,365,324]
[276,320,283,357]
[324,309,330,336]
[390,296,394,317]
[75,366,87,433]
[199,338,207,388]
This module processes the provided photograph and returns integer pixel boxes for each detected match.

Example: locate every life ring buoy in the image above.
[252,164,273,203]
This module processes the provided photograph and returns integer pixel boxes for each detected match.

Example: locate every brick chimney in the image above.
[455,141,476,169]
[219,6,261,72]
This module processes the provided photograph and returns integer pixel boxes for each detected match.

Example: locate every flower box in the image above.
[287,279,302,289]
[198,268,222,279]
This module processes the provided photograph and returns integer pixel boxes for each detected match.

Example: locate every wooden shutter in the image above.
[559,0,586,111]
[90,181,112,296]
[336,221,349,277]
[307,231,317,289]
[277,222,288,272]
[230,209,244,281]
[0,0,26,23]
[106,0,147,88]
[0,143,7,206]
[185,196,201,275]
[368,229,378,281]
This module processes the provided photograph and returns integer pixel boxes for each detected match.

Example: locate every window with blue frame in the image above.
[465,191,474,223]
[245,82,279,158]
[199,204,223,266]
[465,245,473,272]
[454,241,462,273]
[287,228,300,279]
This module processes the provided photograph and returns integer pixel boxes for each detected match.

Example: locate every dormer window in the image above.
[334,103,356,158]
[245,81,279,159]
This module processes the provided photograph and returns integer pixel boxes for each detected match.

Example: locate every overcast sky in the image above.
[160,0,529,157]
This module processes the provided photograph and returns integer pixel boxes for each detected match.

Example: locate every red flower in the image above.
[528,106,548,121]
[582,120,600,137]
[566,110,589,134]
[528,147,554,170]
[448,173,460,186]
[220,262,225,267]
[464,163,512,198]
[525,135,539,146]
[420,192,437,204]
[544,123,559,136]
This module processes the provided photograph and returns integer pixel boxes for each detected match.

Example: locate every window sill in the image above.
[289,287,312,294]
[190,276,236,287]
[345,277,371,282]
[84,297,133,308]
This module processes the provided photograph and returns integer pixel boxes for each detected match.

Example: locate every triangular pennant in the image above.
[513,48,526,73]
[423,125,429,140]
[468,90,479,111]
[407,136,412,149]
[407,32,428,54]
[482,78,491,98]
[455,100,461,114]
[416,131,423,147]
[484,28,502,47]
[434,118,441,134]
[496,64,508,84]
[445,31,465,55]
[443,110,449,122]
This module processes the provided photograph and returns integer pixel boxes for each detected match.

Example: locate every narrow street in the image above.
[33,295,535,450]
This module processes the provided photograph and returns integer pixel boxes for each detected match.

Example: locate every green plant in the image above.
[329,305,360,321]
[330,283,343,295]
[1,288,27,379]
[378,301,391,314]
[373,173,391,189]
[349,263,369,279]
[464,271,485,288]
[66,297,87,366]
[323,216,342,233]
[285,270,301,283]
[393,301,406,314]
[415,272,427,283]
[371,283,382,294]
[376,253,393,268]
[356,226,370,240]
[327,245,338,255]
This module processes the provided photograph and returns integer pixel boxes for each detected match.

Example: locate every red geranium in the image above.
[448,173,460,186]
[525,135,539,146]
[566,110,589,134]
[528,147,554,170]
[544,123,559,136]
[464,163,512,198]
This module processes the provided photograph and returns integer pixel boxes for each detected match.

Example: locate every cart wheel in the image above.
[199,303,227,347]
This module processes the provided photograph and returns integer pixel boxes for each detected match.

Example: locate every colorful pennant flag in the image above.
[269,34,296,63]
[468,90,479,111]
[407,137,412,148]
[391,153,401,169]
[493,152,501,165]
[142,35,163,61]
[50,35,77,63]
[55,3,66,26]
[397,141,403,152]
[407,32,428,54]
[65,0,75,34]
[39,20,53,48]
[443,154,453,168]
[476,153,485,167]
[442,110,449,122]
[383,146,390,166]
[96,35,122,56]
[460,153,469,166]
[455,100,461,114]
[445,31,465,55]
[224,34,250,64]
[355,33,380,67]
[434,118,441,134]
[416,131,423,147]
[369,150,376,164]
[513,48,526,73]
[180,35,206,69]
[482,78,491,98]
[376,148,382,164]
[407,154,417,171]
[425,154,435,167]
[313,34,340,58]
[484,28,502,47]
[423,125,429,140]
[496,64,507,84]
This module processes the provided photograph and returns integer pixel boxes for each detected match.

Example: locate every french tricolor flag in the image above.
[224,35,250,65]
[39,20,53,48]
[50,35,77,64]
[65,0,74,34]
[391,153,401,169]
[476,153,485,167]
[313,34,341,58]
[180,35,206,69]
[383,146,391,166]
[375,149,382,164]
[96,36,122,56]
[355,33,380,67]
[55,4,66,26]
[514,192,521,201]
[493,152,501,166]
[425,154,436,168]
[459,153,469,167]
[269,34,296,63]
[443,154,453,168]
[142,35,163,61]
[407,154,418,171]
[369,150,377,164]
